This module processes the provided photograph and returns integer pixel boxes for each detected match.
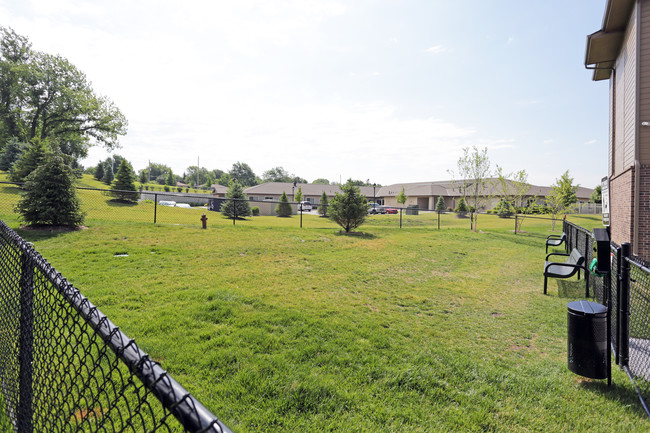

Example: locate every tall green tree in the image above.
[0,137,26,171]
[94,160,104,181]
[318,191,329,217]
[263,166,293,182]
[229,161,257,187]
[554,170,578,208]
[275,191,292,217]
[15,154,85,226]
[102,160,114,185]
[0,27,127,160]
[9,139,50,182]
[328,181,369,233]
[110,159,138,202]
[221,181,251,219]
[165,170,175,186]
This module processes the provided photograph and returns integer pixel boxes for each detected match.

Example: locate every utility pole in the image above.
[197,156,200,190]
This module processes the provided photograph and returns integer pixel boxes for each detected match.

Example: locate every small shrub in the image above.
[454,197,469,218]
[251,206,260,216]
[164,185,170,192]
[144,185,149,191]
[177,187,182,192]
[141,199,154,204]
[185,188,189,193]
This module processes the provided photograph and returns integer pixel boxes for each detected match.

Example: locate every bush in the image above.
[251,206,260,216]
[454,197,469,218]
[164,185,170,192]
[494,198,515,218]
[177,187,182,192]
[275,191,292,217]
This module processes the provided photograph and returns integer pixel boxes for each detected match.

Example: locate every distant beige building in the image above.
[379,180,594,211]
[210,180,592,216]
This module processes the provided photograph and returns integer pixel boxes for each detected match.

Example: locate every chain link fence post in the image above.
[619,242,631,367]
[17,249,34,433]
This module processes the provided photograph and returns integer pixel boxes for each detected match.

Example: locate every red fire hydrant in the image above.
[201,214,208,229]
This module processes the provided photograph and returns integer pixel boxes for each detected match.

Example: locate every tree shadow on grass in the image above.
[334,231,377,239]
[15,225,85,242]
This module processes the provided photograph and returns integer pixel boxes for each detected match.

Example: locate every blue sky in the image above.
[0,0,609,188]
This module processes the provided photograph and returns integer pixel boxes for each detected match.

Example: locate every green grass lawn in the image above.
[0,175,646,432]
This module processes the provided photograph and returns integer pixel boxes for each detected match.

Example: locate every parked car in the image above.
[300,201,312,211]
[385,207,398,214]
[368,203,386,214]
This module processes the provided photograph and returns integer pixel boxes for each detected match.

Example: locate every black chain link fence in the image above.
[564,219,650,416]
[0,219,232,432]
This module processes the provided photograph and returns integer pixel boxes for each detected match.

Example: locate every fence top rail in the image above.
[564,220,594,236]
[0,219,232,433]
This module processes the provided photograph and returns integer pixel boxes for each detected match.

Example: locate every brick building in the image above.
[585,0,650,259]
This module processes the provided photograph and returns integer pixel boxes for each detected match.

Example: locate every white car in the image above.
[300,201,312,211]
[368,203,385,214]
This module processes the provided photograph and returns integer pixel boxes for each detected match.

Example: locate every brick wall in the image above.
[610,168,634,248]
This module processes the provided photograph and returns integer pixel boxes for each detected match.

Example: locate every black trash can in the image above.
[567,300,608,379]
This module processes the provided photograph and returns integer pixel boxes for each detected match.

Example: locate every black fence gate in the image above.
[0,220,232,432]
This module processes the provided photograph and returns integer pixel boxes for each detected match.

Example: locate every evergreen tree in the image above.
[102,160,114,184]
[166,170,175,186]
[0,137,26,171]
[221,181,251,219]
[454,197,469,217]
[275,191,292,217]
[328,181,369,232]
[9,140,50,182]
[94,161,104,181]
[15,155,85,226]
[294,186,303,203]
[495,198,514,218]
[110,159,138,202]
[435,196,446,212]
[318,191,329,217]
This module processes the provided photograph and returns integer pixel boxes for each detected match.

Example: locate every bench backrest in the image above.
[568,248,584,266]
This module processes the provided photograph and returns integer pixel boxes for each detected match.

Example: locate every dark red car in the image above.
[385,207,398,214]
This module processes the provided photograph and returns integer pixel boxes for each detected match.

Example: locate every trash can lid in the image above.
[567,300,607,316]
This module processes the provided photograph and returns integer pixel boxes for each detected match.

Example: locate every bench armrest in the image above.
[546,234,563,240]
[546,252,569,261]
[544,262,585,273]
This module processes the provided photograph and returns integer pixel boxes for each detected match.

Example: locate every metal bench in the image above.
[543,248,585,294]
[545,232,567,253]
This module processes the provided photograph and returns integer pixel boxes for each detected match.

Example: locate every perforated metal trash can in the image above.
[567,300,608,379]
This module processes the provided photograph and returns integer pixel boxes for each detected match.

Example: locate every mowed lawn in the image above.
[0,179,648,432]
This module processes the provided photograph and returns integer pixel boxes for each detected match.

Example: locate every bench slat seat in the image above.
[543,248,585,294]
[545,232,567,253]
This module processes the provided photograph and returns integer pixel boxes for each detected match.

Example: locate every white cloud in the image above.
[585,139,597,145]
[426,45,446,54]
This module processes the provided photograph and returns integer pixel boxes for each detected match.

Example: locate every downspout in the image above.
[634,3,641,256]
